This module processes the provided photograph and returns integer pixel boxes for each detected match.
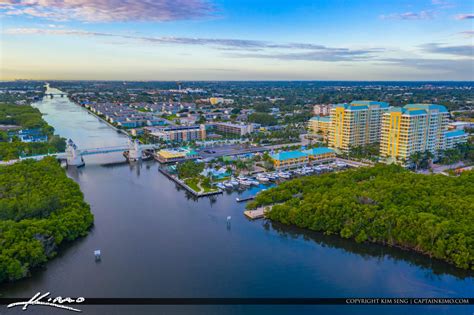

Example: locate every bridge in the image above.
[20,139,157,166]
[45,93,66,98]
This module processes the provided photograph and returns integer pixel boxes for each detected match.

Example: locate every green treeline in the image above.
[0,158,94,282]
[248,164,474,269]
[177,160,204,179]
[0,104,66,160]
[0,103,53,132]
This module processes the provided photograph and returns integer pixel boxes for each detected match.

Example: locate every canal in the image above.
[1,87,472,314]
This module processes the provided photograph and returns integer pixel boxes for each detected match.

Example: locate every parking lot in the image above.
[198,144,268,159]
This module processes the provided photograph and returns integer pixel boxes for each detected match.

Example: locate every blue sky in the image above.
[1,0,473,80]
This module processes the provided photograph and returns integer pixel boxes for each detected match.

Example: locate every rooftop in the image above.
[303,147,335,155]
[445,130,467,138]
[270,150,308,161]
[350,100,390,108]
[310,116,331,122]
[404,104,448,113]
[333,101,389,111]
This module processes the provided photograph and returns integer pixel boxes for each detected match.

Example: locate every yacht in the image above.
[230,179,239,186]
[240,180,252,186]
[250,179,260,186]
[256,174,270,182]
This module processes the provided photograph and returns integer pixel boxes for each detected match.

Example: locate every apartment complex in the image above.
[444,130,469,150]
[379,104,449,162]
[329,101,389,151]
[209,97,234,105]
[270,147,335,170]
[146,125,206,142]
[313,104,333,116]
[214,122,254,136]
[270,150,309,170]
[308,116,331,141]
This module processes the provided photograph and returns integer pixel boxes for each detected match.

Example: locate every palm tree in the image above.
[410,151,423,171]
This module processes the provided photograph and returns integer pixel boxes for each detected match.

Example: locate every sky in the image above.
[0,0,473,81]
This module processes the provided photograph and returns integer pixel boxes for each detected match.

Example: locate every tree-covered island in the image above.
[0,157,94,282]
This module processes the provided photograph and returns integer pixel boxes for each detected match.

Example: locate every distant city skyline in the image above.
[1,0,473,81]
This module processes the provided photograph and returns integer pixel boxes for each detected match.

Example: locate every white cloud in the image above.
[0,0,214,22]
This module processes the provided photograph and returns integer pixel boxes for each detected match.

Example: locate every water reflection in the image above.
[266,221,473,280]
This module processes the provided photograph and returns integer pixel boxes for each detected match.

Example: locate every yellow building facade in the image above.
[380,104,449,162]
[308,116,331,141]
[329,101,389,151]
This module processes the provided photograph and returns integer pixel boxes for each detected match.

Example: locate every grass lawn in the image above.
[184,177,219,193]
[184,178,200,191]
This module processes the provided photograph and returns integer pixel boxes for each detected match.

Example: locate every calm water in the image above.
[1,88,472,315]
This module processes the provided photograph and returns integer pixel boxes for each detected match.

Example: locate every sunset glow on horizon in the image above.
[1,0,473,81]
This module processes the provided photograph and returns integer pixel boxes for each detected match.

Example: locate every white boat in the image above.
[216,183,226,189]
[257,175,270,182]
[250,180,260,186]
[224,182,234,189]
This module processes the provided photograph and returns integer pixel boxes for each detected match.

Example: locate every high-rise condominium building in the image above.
[313,104,333,116]
[308,116,331,141]
[379,104,449,162]
[329,101,389,151]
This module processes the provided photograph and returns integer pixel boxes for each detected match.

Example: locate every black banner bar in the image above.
[1,298,473,305]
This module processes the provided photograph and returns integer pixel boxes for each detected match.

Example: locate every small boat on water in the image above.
[94,250,101,261]
[224,182,234,189]
[216,183,226,189]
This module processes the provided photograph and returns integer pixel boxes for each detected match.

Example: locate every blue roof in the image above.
[350,101,390,108]
[334,103,367,111]
[446,130,467,138]
[270,150,308,161]
[388,107,428,116]
[333,101,389,111]
[303,147,335,155]
[310,116,331,122]
[406,109,427,116]
[404,104,448,113]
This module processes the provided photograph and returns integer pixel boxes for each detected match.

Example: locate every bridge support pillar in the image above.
[66,139,85,167]
[128,139,142,161]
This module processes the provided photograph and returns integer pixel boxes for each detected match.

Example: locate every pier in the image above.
[244,205,272,220]
[236,195,255,202]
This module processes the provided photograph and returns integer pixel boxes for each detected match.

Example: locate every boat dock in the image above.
[236,195,255,202]
[244,206,270,220]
